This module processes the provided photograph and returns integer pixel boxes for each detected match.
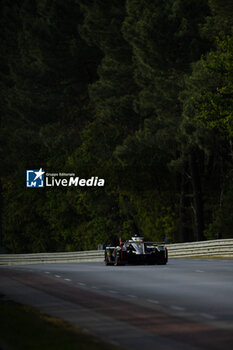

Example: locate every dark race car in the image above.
[105,235,168,266]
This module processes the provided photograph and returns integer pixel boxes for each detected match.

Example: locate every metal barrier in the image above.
[0,239,233,265]
[0,250,104,266]
[167,239,233,258]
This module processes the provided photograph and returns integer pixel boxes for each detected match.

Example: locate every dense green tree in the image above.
[209,0,233,20]
[1,0,233,253]
[75,0,142,240]
[181,29,233,239]
[1,0,100,252]
[114,0,211,241]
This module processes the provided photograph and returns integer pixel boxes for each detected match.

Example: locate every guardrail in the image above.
[167,239,233,258]
[0,239,233,265]
[0,250,104,266]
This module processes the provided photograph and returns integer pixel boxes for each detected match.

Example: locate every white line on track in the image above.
[78,282,86,286]
[201,313,216,320]
[195,270,204,273]
[91,286,98,289]
[55,275,61,278]
[147,299,159,304]
[127,294,137,298]
[44,272,50,274]
[108,290,118,294]
[64,278,71,282]
[171,305,185,311]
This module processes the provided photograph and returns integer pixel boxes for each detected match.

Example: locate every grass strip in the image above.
[0,297,121,350]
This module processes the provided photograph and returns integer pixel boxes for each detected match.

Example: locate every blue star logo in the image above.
[26,169,45,188]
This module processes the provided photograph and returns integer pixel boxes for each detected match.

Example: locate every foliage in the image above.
[0,300,121,350]
[1,0,233,253]
[198,33,233,138]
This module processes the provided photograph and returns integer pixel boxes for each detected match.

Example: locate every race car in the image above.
[105,235,168,265]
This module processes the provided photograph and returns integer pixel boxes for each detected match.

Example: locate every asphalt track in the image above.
[0,259,233,350]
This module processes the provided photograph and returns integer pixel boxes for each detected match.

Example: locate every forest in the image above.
[1,0,233,253]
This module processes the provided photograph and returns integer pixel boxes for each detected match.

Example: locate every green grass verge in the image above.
[0,296,121,350]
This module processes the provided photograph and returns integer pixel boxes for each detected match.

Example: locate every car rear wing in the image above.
[124,240,166,245]
[144,241,166,245]
[105,241,166,248]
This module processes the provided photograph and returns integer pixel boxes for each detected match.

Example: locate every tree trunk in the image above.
[189,150,205,241]
[179,163,192,242]
[0,177,3,252]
